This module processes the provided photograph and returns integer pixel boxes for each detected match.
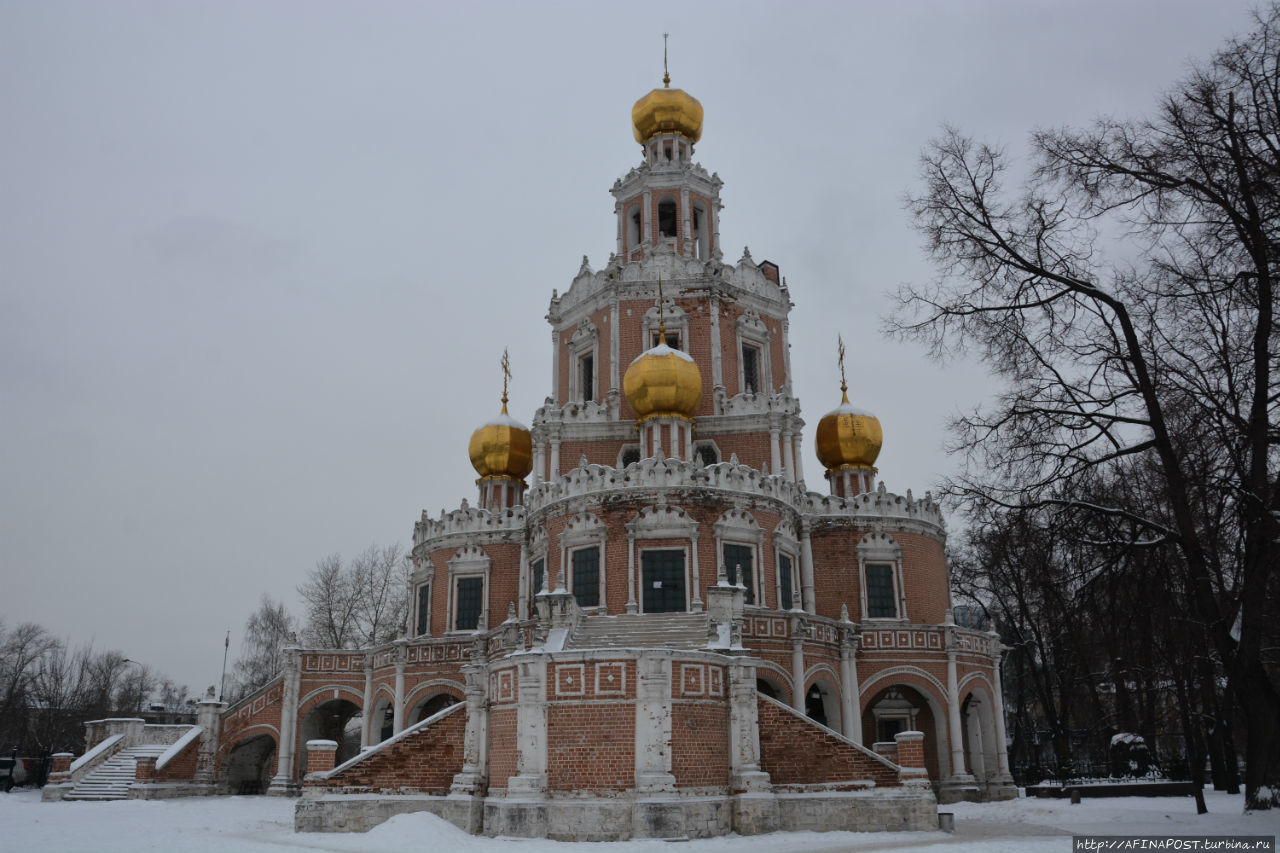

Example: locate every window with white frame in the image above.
[570,546,601,608]
[856,529,906,621]
[713,508,763,607]
[415,582,431,636]
[530,557,546,598]
[735,309,772,396]
[567,320,598,403]
[642,300,689,354]
[560,512,607,612]
[618,444,641,468]
[454,577,483,630]
[693,440,719,467]
[447,546,491,632]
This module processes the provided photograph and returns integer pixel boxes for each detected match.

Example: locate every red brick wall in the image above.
[318,706,465,792]
[757,697,899,789]
[546,704,635,791]
[671,703,729,787]
[487,706,518,789]
[809,528,949,624]
[155,738,199,781]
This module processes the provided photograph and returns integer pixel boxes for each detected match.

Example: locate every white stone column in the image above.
[791,627,806,713]
[709,292,723,396]
[642,190,653,244]
[670,421,680,460]
[782,429,796,483]
[990,645,1013,780]
[626,528,638,614]
[549,439,560,480]
[634,653,676,793]
[268,648,301,794]
[689,530,702,612]
[451,663,490,795]
[839,629,862,744]
[799,524,816,615]
[507,656,548,794]
[392,642,407,735]
[550,329,560,402]
[360,655,374,748]
[781,316,792,387]
[652,422,663,457]
[769,427,782,475]
[532,444,544,486]
[792,433,805,485]
[518,541,530,620]
[194,695,225,785]
[684,423,694,463]
[680,187,691,255]
[727,659,771,792]
[609,294,620,394]
[615,201,624,257]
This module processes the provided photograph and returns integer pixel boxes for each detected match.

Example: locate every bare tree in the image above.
[895,6,1280,809]
[231,594,297,699]
[298,545,409,649]
[298,553,359,648]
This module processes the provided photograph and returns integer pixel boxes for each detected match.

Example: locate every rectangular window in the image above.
[778,554,794,611]
[531,558,545,597]
[742,345,760,394]
[724,543,754,605]
[642,549,686,613]
[571,547,600,608]
[579,354,594,401]
[455,577,483,630]
[415,583,431,635]
[865,563,897,618]
[652,332,681,349]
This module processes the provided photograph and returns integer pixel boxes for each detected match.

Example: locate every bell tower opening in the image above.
[658,199,678,238]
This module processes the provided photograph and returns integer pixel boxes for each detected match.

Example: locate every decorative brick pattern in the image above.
[316,707,465,792]
[546,705,635,792]
[757,697,900,789]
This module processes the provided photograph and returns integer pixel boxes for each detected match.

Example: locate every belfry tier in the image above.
[532,84,805,483]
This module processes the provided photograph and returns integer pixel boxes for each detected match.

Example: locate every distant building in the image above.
[48,68,1016,839]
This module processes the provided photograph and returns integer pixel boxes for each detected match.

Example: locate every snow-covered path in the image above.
[4,789,1275,852]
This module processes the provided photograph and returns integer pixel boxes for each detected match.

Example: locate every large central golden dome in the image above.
[815,391,883,472]
[468,400,533,481]
[632,82,703,144]
[623,342,702,423]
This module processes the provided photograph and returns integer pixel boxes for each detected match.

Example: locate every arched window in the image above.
[658,199,678,238]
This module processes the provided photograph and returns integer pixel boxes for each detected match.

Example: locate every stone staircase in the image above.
[64,745,167,801]
[567,612,711,650]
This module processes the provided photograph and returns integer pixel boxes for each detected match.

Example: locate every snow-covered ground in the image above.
[3,789,1276,852]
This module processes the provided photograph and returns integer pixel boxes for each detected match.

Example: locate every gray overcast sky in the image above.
[0,0,1258,691]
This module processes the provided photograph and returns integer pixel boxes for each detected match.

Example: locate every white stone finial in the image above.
[840,603,851,623]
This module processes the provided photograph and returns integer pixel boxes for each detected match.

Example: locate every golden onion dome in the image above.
[632,82,703,144]
[468,399,533,481]
[623,342,702,423]
[815,390,883,472]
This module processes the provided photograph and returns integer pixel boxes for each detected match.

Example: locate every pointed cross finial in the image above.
[501,348,511,413]
[837,334,849,403]
[663,33,670,87]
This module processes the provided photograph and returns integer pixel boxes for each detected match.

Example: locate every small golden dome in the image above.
[632,85,703,144]
[623,342,702,423]
[815,391,883,472]
[468,400,533,481]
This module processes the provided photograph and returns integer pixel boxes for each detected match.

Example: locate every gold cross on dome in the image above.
[837,335,849,399]
[501,348,511,412]
[663,33,670,87]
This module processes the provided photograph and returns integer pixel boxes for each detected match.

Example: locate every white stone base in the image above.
[294,787,937,840]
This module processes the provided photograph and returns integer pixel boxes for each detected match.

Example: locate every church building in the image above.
[44,67,1017,841]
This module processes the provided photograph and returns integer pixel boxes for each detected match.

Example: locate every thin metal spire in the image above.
[837,335,849,403]
[663,33,670,87]
[501,348,511,413]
